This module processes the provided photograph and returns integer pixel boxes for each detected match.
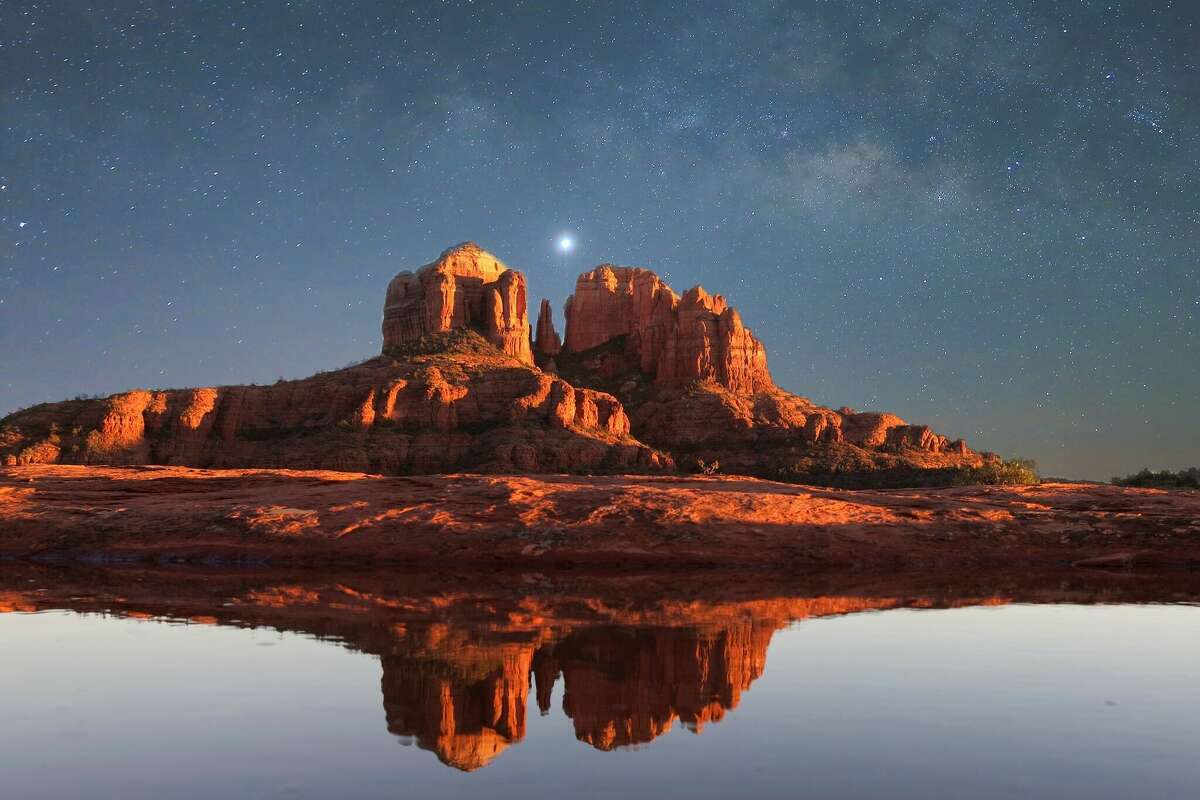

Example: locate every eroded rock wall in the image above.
[382,242,532,365]
[562,265,774,394]
[0,353,666,474]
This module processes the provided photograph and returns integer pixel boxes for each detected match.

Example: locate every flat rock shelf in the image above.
[2,465,1198,569]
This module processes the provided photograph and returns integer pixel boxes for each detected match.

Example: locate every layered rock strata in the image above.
[0,343,664,474]
[562,265,773,394]
[382,242,532,365]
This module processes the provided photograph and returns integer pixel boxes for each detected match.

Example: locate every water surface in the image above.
[1,567,1197,799]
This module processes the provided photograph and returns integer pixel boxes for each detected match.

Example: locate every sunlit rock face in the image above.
[557,262,975,477]
[533,298,562,363]
[0,241,972,480]
[562,264,774,395]
[382,242,533,365]
[0,241,670,474]
[0,354,661,474]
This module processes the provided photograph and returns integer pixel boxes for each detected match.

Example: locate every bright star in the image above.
[556,234,575,253]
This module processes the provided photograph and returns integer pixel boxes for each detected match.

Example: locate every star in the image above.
[556,234,575,253]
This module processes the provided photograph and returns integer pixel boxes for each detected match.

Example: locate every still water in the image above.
[1,568,1198,799]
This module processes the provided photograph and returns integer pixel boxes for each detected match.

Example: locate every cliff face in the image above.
[561,265,774,395]
[0,339,665,474]
[382,242,533,365]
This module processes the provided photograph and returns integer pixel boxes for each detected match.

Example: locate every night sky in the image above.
[1,1,1197,480]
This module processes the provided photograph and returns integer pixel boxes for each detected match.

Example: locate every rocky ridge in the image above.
[0,338,663,474]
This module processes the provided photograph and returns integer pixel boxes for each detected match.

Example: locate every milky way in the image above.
[1,1,1196,478]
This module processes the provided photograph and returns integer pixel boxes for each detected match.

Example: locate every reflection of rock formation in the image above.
[5,565,1198,772]
[381,640,535,771]
[375,620,780,767]
[552,622,776,749]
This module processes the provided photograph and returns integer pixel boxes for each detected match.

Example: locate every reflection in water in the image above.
[2,565,1198,772]
[378,620,776,769]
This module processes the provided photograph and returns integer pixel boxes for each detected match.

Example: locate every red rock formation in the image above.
[0,345,666,474]
[563,266,677,365]
[555,262,976,477]
[630,386,976,477]
[562,265,774,394]
[0,242,977,484]
[533,298,561,359]
[659,287,773,393]
[382,242,533,365]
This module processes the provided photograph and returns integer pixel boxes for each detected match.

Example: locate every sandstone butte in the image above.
[0,241,977,480]
[2,564,1198,770]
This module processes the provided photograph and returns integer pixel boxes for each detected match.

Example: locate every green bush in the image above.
[951,458,1040,486]
[776,457,1040,489]
[1112,467,1200,489]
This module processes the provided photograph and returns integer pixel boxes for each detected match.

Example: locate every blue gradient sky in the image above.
[1,1,1196,479]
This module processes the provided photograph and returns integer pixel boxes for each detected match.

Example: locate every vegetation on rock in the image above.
[775,456,1038,489]
[382,328,509,360]
[1112,467,1200,489]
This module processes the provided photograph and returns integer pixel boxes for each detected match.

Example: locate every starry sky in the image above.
[1,1,1197,480]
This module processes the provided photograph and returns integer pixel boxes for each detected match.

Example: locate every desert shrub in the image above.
[776,457,1039,489]
[1112,467,1200,489]
[694,458,720,475]
[951,458,1040,486]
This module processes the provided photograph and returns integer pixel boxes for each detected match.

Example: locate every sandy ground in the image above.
[2,464,1199,569]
